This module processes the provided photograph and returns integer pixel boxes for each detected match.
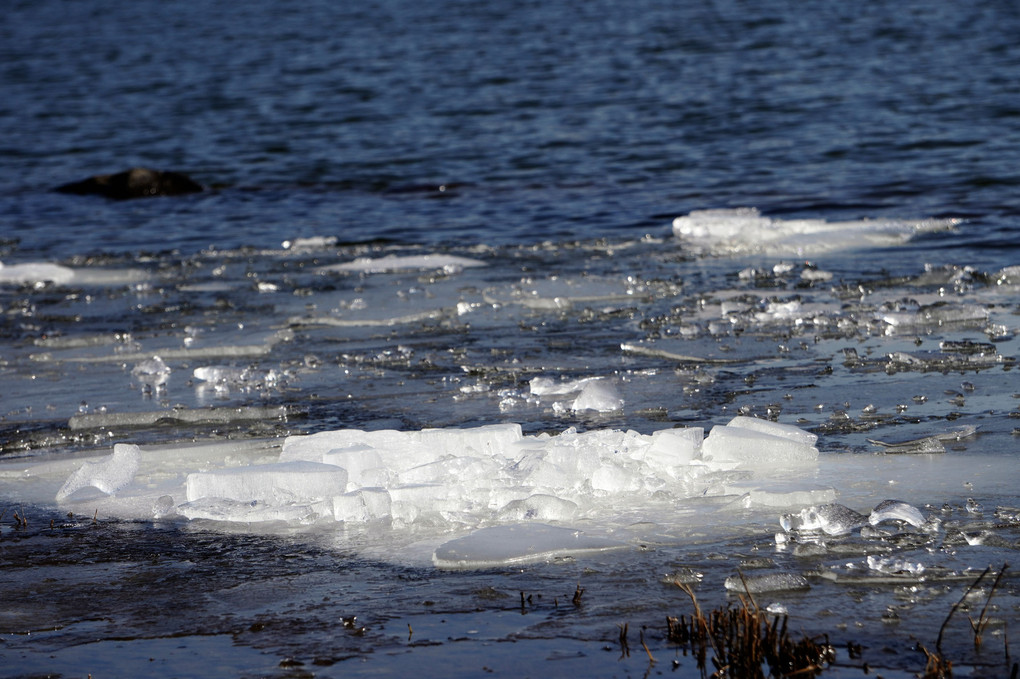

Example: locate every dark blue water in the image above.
[3,0,1019,258]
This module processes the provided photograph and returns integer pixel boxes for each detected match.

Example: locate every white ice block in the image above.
[724,416,818,447]
[702,424,817,468]
[186,461,348,504]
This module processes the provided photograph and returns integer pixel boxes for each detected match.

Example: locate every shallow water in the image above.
[2,0,1020,676]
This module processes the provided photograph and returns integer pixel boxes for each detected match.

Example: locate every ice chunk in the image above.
[321,445,385,487]
[672,208,959,257]
[132,356,171,388]
[417,423,522,456]
[186,461,348,504]
[866,555,925,576]
[725,416,818,447]
[56,444,141,501]
[432,524,627,569]
[702,424,817,469]
[638,428,702,472]
[724,572,810,593]
[0,261,75,285]
[780,503,867,535]
[530,376,600,396]
[571,379,624,412]
[333,488,392,522]
[496,494,578,522]
[178,498,326,524]
[869,499,926,528]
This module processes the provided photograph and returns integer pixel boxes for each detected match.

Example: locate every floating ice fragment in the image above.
[571,379,623,412]
[780,504,867,535]
[671,208,958,256]
[432,524,627,569]
[132,356,171,388]
[866,555,925,576]
[317,254,486,274]
[724,572,809,593]
[0,261,76,285]
[56,444,141,501]
[869,499,926,528]
[282,236,338,250]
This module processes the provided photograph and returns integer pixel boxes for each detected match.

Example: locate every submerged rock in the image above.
[56,167,203,199]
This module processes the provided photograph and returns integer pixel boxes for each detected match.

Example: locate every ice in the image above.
[672,208,959,256]
[530,376,624,412]
[186,461,348,505]
[779,504,867,535]
[0,261,75,285]
[282,236,338,250]
[132,356,171,388]
[317,254,486,274]
[702,421,818,469]
[0,261,147,286]
[570,379,623,412]
[866,555,925,576]
[432,524,627,569]
[68,405,289,430]
[869,499,927,529]
[724,572,810,593]
[321,445,385,487]
[496,494,578,522]
[333,488,392,522]
[724,416,819,448]
[56,443,141,501]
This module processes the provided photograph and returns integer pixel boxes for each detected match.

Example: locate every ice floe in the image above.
[672,207,959,257]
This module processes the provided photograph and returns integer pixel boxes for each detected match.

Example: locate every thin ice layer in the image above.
[432,524,627,569]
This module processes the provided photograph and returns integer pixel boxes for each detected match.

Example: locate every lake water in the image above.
[1,0,1019,677]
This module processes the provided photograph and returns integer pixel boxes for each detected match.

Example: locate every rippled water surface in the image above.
[2,0,1019,677]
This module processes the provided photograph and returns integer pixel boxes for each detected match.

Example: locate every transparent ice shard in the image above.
[56,443,141,501]
[724,572,810,593]
[780,504,867,536]
[869,499,926,528]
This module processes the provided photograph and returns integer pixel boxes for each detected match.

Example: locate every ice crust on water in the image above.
[56,444,141,501]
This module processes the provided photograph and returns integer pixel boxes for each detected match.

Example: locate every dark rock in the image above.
[56,167,203,199]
